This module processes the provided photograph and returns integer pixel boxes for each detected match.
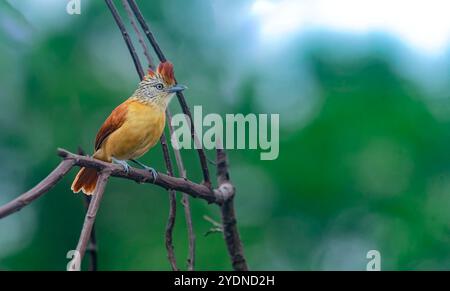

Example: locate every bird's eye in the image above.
[155,83,164,90]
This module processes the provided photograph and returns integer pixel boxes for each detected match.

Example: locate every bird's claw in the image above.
[112,158,130,174]
[144,166,158,183]
[129,159,157,183]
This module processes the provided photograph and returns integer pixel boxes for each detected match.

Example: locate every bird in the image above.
[71,61,186,195]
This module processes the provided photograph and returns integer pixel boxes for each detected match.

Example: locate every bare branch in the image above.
[181,194,195,270]
[165,189,178,271]
[121,0,155,70]
[72,171,110,270]
[78,147,98,271]
[159,132,179,270]
[82,195,98,271]
[58,148,222,204]
[105,0,144,79]
[167,110,196,270]
[216,148,248,271]
[0,160,75,219]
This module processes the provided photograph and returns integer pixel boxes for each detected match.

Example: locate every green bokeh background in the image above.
[0,0,449,270]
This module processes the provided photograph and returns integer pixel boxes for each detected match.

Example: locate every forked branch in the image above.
[0,148,230,222]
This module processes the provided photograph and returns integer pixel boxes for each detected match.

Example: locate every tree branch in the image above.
[216,148,248,271]
[72,171,110,270]
[105,0,144,78]
[165,189,178,270]
[167,110,196,270]
[121,0,155,70]
[78,147,98,271]
[58,148,222,204]
[83,195,98,271]
[0,148,231,221]
[0,160,75,219]
[160,132,179,271]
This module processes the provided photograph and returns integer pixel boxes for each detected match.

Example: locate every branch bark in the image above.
[78,147,98,271]
[83,195,98,271]
[121,0,155,70]
[216,148,248,271]
[71,171,110,270]
[168,110,196,271]
[105,0,144,79]
[160,132,179,271]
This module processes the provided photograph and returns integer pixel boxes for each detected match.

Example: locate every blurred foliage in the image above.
[0,0,449,270]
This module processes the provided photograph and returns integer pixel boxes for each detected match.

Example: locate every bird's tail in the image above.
[71,167,99,195]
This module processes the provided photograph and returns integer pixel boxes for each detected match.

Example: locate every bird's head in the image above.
[134,61,186,108]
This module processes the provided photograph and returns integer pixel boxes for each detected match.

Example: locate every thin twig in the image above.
[0,160,74,219]
[167,110,196,270]
[105,0,179,270]
[105,0,144,78]
[165,190,178,270]
[82,195,98,271]
[160,133,179,271]
[126,0,211,188]
[121,0,155,70]
[203,215,223,228]
[78,147,98,271]
[73,171,110,270]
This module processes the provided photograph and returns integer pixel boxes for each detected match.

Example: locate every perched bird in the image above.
[71,61,186,195]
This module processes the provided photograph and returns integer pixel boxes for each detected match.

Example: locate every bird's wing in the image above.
[94,100,129,151]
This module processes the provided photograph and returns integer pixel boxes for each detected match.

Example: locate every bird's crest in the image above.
[145,61,175,86]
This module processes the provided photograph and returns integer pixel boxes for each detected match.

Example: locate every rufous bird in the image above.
[71,61,186,195]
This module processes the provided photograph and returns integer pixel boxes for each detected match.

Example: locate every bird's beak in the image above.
[167,84,187,93]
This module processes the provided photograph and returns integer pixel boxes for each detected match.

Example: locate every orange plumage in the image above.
[71,62,185,195]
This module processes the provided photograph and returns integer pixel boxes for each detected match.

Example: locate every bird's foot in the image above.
[130,159,158,183]
[145,166,158,183]
[112,158,130,174]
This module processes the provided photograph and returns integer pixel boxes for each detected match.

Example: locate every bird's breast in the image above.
[104,101,166,160]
